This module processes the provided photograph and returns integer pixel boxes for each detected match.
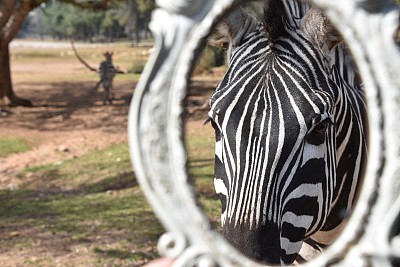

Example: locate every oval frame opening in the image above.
[128,0,400,266]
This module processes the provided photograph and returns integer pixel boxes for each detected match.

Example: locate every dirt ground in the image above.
[0,80,131,188]
[0,71,218,191]
[0,43,220,266]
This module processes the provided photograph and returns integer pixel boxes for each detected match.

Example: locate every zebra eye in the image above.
[311,120,330,135]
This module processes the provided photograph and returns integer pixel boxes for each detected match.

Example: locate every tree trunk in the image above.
[134,26,140,46]
[0,43,33,107]
[125,0,139,46]
[0,0,38,107]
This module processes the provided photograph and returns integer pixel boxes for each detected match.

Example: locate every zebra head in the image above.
[208,1,367,265]
[103,51,113,62]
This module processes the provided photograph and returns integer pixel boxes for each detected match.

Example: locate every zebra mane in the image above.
[263,0,287,44]
[263,0,313,44]
[263,0,342,60]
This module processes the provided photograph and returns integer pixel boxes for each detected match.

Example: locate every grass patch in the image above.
[93,247,150,261]
[4,142,162,266]
[0,137,31,157]
[13,50,63,58]
[128,59,147,74]
[186,122,215,181]
[185,121,221,227]
[18,143,134,187]
[3,125,219,265]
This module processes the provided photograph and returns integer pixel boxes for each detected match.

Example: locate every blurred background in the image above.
[0,0,230,266]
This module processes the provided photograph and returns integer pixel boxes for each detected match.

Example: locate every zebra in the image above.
[207,0,367,265]
[70,39,124,104]
[95,51,119,105]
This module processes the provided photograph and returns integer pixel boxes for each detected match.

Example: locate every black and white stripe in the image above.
[95,52,118,105]
[208,1,367,264]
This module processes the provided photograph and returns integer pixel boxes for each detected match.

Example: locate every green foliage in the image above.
[129,59,146,74]
[0,137,31,157]
[23,0,156,42]
[196,45,225,73]
[137,0,155,14]
[136,0,156,32]
[40,2,119,40]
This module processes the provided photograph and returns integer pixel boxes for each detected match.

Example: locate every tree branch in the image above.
[0,0,18,29]
[61,0,113,10]
[1,0,34,45]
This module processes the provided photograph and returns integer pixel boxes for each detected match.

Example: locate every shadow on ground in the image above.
[2,81,134,133]
[1,79,217,133]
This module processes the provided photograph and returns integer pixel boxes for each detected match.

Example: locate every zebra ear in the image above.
[208,7,258,49]
[301,8,342,51]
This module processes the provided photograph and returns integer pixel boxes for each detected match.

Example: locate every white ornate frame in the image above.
[128,0,400,266]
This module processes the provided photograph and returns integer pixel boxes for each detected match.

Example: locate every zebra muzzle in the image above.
[222,222,284,264]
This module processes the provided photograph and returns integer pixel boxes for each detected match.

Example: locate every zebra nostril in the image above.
[222,223,282,264]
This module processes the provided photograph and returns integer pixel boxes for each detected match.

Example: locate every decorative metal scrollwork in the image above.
[128,0,400,266]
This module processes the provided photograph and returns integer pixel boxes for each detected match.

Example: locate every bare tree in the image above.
[0,0,113,107]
